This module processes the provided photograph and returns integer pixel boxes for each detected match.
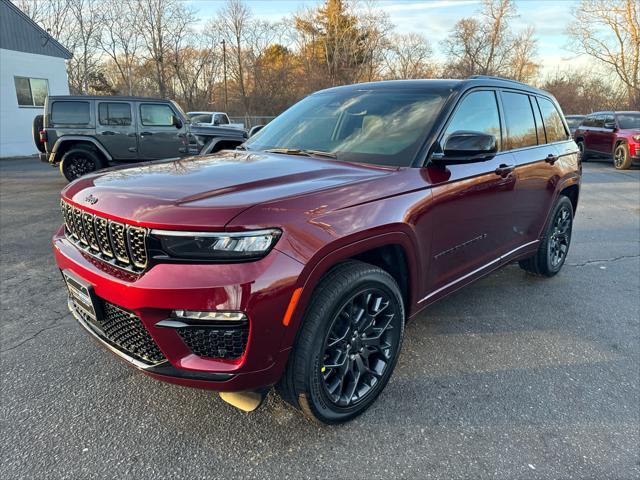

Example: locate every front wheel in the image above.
[576,140,588,162]
[613,143,632,170]
[277,261,405,424]
[519,196,574,277]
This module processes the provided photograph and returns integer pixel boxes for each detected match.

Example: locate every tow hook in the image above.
[219,388,270,412]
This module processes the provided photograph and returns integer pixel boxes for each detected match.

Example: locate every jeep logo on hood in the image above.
[85,194,98,205]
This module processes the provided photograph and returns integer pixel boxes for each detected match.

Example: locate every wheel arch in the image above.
[278,230,420,350]
[52,137,112,164]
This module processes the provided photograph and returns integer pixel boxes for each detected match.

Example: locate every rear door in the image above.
[96,101,138,160]
[503,92,563,245]
[137,102,185,160]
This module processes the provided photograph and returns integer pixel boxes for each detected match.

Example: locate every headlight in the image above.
[633,135,640,142]
[151,228,281,260]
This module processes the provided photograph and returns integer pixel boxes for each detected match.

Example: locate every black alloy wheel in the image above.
[60,148,103,182]
[548,203,572,268]
[320,288,400,407]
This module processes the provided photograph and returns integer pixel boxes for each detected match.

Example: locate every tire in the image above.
[613,143,632,170]
[576,140,588,161]
[276,260,405,424]
[59,147,104,182]
[32,114,45,153]
[519,196,573,277]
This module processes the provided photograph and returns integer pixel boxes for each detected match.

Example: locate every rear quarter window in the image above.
[51,101,90,125]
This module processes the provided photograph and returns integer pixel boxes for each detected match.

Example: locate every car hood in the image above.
[62,151,394,229]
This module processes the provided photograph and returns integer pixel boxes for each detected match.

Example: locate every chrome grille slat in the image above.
[60,200,147,274]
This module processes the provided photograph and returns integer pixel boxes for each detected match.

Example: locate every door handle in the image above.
[495,164,515,177]
[100,131,116,135]
[140,132,153,137]
[545,153,559,165]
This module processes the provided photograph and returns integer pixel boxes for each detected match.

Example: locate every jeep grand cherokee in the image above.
[53,76,581,424]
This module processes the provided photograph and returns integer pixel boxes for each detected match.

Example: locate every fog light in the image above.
[172,310,246,322]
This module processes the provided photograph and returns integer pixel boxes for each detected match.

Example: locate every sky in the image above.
[186,0,587,75]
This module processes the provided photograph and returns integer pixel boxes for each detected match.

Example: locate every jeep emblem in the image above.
[85,194,98,205]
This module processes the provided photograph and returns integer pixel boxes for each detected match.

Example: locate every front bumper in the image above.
[53,227,304,391]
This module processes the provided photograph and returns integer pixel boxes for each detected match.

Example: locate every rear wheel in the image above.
[613,143,632,170]
[60,147,104,182]
[519,196,573,277]
[277,261,404,424]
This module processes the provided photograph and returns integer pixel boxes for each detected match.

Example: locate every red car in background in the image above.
[573,111,640,169]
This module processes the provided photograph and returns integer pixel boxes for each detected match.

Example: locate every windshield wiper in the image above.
[264,147,337,159]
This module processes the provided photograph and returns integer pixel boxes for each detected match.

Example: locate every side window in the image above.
[140,104,174,126]
[443,90,501,148]
[98,103,132,126]
[593,115,605,128]
[215,114,229,125]
[531,95,546,144]
[604,114,615,128]
[501,92,537,149]
[537,97,568,143]
[50,101,90,125]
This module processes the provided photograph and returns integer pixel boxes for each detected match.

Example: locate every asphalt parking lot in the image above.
[1,157,639,479]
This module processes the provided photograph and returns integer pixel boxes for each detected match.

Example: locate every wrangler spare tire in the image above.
[32,114,45,153]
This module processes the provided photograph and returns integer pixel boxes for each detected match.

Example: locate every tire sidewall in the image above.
[613,143,630,170]
[298,269,405,424]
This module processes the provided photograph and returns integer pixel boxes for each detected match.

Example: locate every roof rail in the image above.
[467,75,531,86]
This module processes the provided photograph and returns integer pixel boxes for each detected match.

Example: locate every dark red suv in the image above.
[573,111,640,169]
[53,77,581,423]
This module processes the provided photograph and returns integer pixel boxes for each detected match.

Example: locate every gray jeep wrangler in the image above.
[34,96,247,181]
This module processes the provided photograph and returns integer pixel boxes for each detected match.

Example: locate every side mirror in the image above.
[604,121,616,130]
[436,131,497,163]
[248,125,264,138]
[172,115,183,129]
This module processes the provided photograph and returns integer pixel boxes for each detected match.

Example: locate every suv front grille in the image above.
[61,200,148,273]
[178,326,249,360]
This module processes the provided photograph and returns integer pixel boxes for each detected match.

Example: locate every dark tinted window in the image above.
[603,114,615,128]
[501,92,537,149]
[245,89,449,166]
[616,113,640,129]
[443,90,501,147]
[583,115,595,127]
[98,102,131,126]
[51,101,90,125]
[593,115,605,128]
[189,113,212,123]
[140,104,174,126]
[538,97,568,143]
[215,114,229,125]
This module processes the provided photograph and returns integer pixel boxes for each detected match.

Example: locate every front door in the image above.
[422,89,519,297]
[95,102,138,160]
[137,102,185,160]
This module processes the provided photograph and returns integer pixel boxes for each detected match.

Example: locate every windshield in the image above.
[565,116,585,128]
[244,89,449,166]
[616,113,640,129]
[189,113,212,124]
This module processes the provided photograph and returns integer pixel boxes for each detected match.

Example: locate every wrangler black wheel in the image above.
[519,195,573,277]
[60,147,104,182]
[276,261,404,424]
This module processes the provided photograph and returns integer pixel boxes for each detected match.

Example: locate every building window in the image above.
[14,77,49,107]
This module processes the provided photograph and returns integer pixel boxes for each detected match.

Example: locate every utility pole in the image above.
[221,39,228,112]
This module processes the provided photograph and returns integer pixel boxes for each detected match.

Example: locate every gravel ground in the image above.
[1,157,639,479]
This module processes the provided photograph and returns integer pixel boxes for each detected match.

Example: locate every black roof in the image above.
[316,76,549,96]
[0,0,72,59]
[48,95,173,102]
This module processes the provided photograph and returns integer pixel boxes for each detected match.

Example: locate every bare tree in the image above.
[66,0,104,93]
[384,33,434,79]
[568,0,640,108]
[98,0,141,95]
[442,0,538,81]
[219,0,251,114]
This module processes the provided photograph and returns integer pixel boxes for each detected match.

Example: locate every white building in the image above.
[0,0,72,157]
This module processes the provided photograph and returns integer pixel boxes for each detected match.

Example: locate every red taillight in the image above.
[39,129,47,143]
